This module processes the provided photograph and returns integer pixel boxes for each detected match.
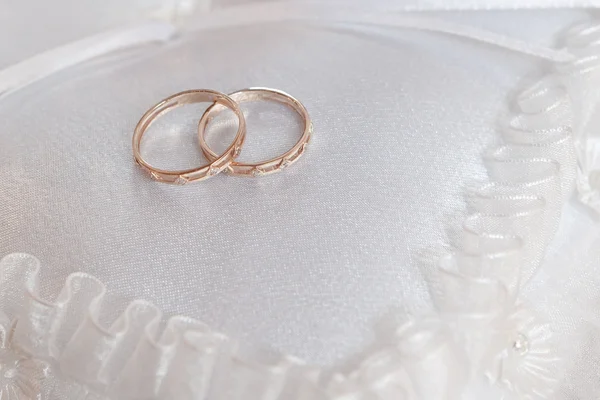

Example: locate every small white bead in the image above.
[512,333,530,356]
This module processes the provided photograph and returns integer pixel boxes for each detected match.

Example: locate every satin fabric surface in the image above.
[1,2,600,400]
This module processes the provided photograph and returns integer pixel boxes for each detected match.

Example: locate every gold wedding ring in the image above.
[133,87,311,183]
[132,89,246,185]
[198,87,312,177]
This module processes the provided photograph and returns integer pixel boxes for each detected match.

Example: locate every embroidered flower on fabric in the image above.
[0,348,49,400]
[486,306,561,400]
[0,312,49,400]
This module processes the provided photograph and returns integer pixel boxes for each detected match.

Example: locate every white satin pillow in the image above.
[5,4,600,400]
[0,9,586,363]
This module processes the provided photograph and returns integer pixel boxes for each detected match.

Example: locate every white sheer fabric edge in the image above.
[1,15,599,400]
[560,20,600,214]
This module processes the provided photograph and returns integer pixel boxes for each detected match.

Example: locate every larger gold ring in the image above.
[198,87,312,177]
[133,89,246,184]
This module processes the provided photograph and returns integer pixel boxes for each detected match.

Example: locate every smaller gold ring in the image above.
[198,87,312,177]
[132,89,246,184]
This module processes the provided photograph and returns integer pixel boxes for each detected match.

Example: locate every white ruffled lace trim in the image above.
[559,21,600,215]
[1,17,598,400]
